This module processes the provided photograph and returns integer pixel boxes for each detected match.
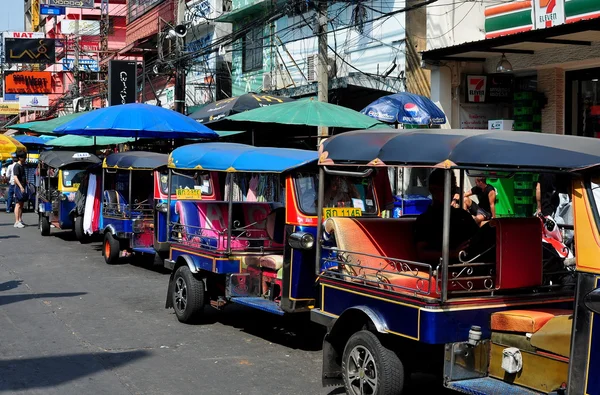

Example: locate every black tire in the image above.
[342,330,405,395]
[172,266,205,323]
[74,216,87,242]
[39,215,50,236]
[103,232,121,265]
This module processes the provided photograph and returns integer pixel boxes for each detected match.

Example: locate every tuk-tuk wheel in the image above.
[74,216,87,243]
[39,215,50,236]
[103,233,121,265]
[172,266,205,323]
[342,330,404,395]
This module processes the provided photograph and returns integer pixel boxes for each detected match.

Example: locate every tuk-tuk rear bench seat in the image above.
[488,309,573,393]
[325,217,544,299]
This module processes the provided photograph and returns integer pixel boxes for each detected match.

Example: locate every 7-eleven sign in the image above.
[533,0,565,29]
[468,76,487,103]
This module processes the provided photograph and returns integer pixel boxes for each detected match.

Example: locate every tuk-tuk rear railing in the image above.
[102,202,154,219]
[169,221,282,253]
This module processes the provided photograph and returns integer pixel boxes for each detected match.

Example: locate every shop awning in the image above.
[422,18,600,63]
[214,1,271,23]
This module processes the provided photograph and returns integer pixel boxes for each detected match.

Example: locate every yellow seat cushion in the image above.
[530,314,573,358]
[491,309,573,333]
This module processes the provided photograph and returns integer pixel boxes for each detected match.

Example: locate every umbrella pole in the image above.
[94,136,97,155]
[251,129,255,146]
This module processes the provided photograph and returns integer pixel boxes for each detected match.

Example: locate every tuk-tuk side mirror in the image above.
[584,288,600,315]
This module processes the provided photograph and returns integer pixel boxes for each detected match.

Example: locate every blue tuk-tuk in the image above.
[309,129,600,395]
[101,151,170,266]
[37,151,101,236]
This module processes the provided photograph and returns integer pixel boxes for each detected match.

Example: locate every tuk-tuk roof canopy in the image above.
[103,151,168,170]
[39,150,101,168]
[169,143,318,172]
[319,129,600,172]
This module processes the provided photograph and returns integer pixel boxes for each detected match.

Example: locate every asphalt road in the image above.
[0,212,449,395]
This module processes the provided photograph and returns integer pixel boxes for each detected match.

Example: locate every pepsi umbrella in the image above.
[13,135,48,146]
[53,103,218,139]
[189,93,295,124]
[361,92,446,125]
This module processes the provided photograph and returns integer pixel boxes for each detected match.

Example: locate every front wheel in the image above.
[39,215,50,236]
[172,266,205,323]
[74,216,89,243]
[342,330,405,395]
[103,233,121,265]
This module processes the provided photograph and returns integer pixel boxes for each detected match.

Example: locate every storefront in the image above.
[422,0,600,135]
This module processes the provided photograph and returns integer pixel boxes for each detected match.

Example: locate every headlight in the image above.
[288,231,314,250]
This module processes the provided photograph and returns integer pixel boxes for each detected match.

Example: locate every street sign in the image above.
[40,5,66,15]
[48,0,94,8]
[108,61,137,106]
[62,58,99,72]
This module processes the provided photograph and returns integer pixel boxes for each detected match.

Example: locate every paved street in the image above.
[0,212,448,395]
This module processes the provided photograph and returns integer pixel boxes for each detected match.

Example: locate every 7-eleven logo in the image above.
[534,0,564,29]
[468,76,487,103]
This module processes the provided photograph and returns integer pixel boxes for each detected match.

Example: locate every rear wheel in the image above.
[342,330,405,395]
[39,215,50,236]
[103,233,120,265]
[172,266,205,323]
[74,216,88,243]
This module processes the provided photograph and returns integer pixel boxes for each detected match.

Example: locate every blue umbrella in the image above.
[53,103,219,139]
[13,135,48,145]
[361,92,446,125]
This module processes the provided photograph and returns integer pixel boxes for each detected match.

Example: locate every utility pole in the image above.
[100,0,110,106]
[317,0,328,138]
[174,0,186,114]
[73,20,80,101]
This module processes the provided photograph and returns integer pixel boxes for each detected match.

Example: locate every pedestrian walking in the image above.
[12,151,28,228]
[4,158,15,213]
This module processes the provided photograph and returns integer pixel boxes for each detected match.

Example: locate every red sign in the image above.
[4,71,53,94]
[467,76,487,103]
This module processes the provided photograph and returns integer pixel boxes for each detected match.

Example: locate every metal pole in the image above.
[227,173,234,254]
[166,168,171,241]
[315,167,325,275]
[459,170,465,209]
[317,0,328,139]
[174,0,186,114]
[441,169,452,303]
[128,170,133,218]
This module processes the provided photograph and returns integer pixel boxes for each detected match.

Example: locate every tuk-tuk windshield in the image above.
[295,172,378,215]
[62,169,85,189]
[161,170,212,196]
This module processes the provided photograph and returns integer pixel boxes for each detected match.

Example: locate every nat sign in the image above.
[5,38,55,64]
[5,71,52,94]
[108,60,137,106]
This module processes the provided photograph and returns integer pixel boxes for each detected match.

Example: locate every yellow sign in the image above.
[323,207,362,219]
[176,188,202,200]
[0,103,20,115]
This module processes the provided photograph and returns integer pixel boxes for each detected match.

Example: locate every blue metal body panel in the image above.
[103,217,133,234]
[447,378,541,395]
[289,225,317,300]
[320,279,573,344]
[170,247,240,274]
[59,199,75,228]
[230,297,285,316]
[41,202,52,212]
[132,247,156,254]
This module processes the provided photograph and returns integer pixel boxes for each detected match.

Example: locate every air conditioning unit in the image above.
[306,54,337,83]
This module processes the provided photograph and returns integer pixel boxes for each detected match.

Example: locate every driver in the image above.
[323,176,360,208]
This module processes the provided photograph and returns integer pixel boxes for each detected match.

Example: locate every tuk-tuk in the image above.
[164,143,351,322]
[308,129,600,395]
[100,151,170,266]
[37,151,101,236]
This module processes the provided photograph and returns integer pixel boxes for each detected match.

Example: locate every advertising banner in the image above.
[4,32,45,39]
[48,0,94,8]
[467,75,487,103]
[19,95,49,110]
[0,102,20,115]
[61,20,100,35]
[459,104,499,129]
[5,38,55,64]
[62,58,99,72]
[108,61,137,106]
[5,71,52,94]
[486,74,514,103]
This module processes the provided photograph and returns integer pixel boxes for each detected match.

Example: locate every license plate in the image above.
[176,188,202,200]
[322,207,362,219]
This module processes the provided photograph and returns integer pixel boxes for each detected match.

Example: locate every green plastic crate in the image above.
[514,195,534,204]
[514,107,534,116]
[514,181,534,190]
[514,173,535,182]
[514,203,534,217]
[514,188,535,197]
[488,178,514,217]
[514,121,534,131]
[514,92,534,101]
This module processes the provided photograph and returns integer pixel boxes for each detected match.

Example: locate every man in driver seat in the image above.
[415,169,479,264]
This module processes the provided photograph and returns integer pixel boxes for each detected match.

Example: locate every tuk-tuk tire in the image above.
[104,233,121,265]
[172,266,205,323]
[39,215,50,236]
[341,330,404,395]
[74,216,87,243]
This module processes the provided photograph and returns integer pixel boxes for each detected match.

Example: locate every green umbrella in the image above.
[226,98,386,129]
[11,112,89,135]
[46,135,135,147]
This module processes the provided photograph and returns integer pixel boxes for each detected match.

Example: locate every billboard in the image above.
[0,102,20,115]
[108,60,137,106]
[19,95,49,110]
[48,0,94,8]
[4,38,55,64]
[5,71,52,94]
[61,20,100,35]
[4,32,45,39]
[63,58,99,72]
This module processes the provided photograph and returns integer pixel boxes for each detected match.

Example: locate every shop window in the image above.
[128,0,165,23]
[243,26,263,73]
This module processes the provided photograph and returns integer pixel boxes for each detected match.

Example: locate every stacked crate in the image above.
[487,173,537,217]
[513,92,543,132]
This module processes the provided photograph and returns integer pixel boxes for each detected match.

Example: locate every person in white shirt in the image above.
[5,160,15,213]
